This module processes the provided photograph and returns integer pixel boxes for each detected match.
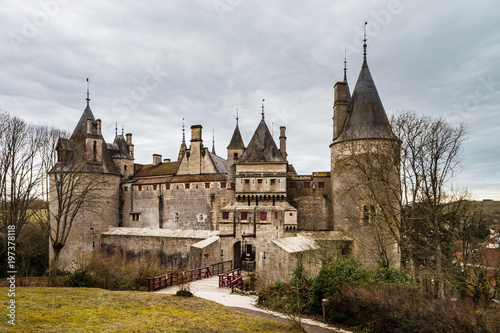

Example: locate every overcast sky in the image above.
[1,0,499,200]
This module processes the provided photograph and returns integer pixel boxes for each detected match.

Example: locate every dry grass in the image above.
[0,287,298,332]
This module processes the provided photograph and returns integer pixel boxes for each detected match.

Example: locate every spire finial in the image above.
[122,125,124,136]
[236,108,239,126]
[363,22,367,60]
[343,49,347,82]
[212,129,216,154]
[115,122,117,136]
[86,77,90,105]
[182,118,186,145]
[261,99,265,120]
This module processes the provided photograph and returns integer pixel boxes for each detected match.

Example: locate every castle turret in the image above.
[226,116,245,201]
[330,32,400,268]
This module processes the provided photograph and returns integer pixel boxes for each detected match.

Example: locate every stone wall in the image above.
[49,172,121,271]
[287,172,332,231]
[122,180,227,231]
[101,228,219,271]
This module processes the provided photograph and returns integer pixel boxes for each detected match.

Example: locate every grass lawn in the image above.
[0,287,298,332]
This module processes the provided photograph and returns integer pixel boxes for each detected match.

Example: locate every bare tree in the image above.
[0,112,46,239]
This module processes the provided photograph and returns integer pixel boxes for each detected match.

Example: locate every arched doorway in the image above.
[233,241,241,269]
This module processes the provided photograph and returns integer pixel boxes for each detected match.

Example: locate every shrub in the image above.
[62,269,94,287]
[326,284,499,333]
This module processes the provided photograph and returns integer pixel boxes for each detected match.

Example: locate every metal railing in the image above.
[210,260,233,275]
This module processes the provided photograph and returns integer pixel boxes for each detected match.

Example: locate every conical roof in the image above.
[340,59,394,141]
[240,119,285,162]
[71,103,95,141]
[227,124,245,149]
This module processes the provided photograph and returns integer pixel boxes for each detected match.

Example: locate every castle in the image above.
[49,46,401,287]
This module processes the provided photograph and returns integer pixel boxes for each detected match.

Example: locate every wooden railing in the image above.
[210,260,233,275]
[218,268,242,292]
[147,266,211,292]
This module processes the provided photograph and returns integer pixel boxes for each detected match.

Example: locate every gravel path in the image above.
[155,276,351,333]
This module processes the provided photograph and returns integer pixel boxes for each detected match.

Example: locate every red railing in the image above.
[147,266,211,292]
[218,268,242,292]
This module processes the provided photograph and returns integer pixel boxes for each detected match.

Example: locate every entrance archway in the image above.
[233,241,241,269]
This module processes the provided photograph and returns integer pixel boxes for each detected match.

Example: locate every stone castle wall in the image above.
[122,180,227,231]
[287,173,332,231]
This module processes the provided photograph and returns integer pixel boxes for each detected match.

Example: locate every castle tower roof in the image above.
[240,118,285,163]
[339,58,394,141]
[227,124,245,149]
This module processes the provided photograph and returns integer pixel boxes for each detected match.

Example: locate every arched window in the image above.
[93,141,97,160]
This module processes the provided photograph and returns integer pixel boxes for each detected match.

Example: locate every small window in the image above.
[318,182,325,188]
[124,186,128,192]
[185,183,190,190]
[304,182,310,188]
[274,212,278,219]
[222,212,229,220]
[289,182,296,188]
[205,183,210,189]
[245,179,250,184]
[260,212,267,220]
[257,179,263,184]
[289,212,293,216]
[138,185,142,192]
[363,205,376,223]
[153,185,157,191]
[124,165,127,171]
[131,213,140,221]
[234,153,238,158]
[221,182,226,189]
[241,212,248,220]
[270,179,276,185]
[165,184,170,190]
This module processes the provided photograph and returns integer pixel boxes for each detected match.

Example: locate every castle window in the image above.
[205,183,210,189]
[241,212,248,220]
[363,205,376,223]
[138,185,142,192]
[222,212,229,220]
[245,179,250,184]
[221,182,226,189]
[131,212,140,221]
[257,179,263,184]
[124,165,127,171]
[289,182,296,188]
[275,212,278,219]
[270,179,276,185]
[185,183,190,190]
[93,140,97,161]
[153,185,157,191]
[318,182,325,188]
[124,186,128,192]
[289,212,293,216]
[304,182,310,188]
[260,212,267,220]
[165,184,170,190]
[234,152,238,158]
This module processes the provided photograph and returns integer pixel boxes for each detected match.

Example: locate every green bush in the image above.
[62,269,94,287]
[311,257,370,308]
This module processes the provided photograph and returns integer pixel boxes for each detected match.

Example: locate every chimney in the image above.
[153,154,162,167]
[191,125,202,142]
[279,126,287,159]
[96,119,102,135]
[163,158,171,163]
[126,133,134,158]
[87,118,93,135]
[333,81,348,139]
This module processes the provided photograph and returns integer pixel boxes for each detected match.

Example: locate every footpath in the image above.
[155,275,351,333]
